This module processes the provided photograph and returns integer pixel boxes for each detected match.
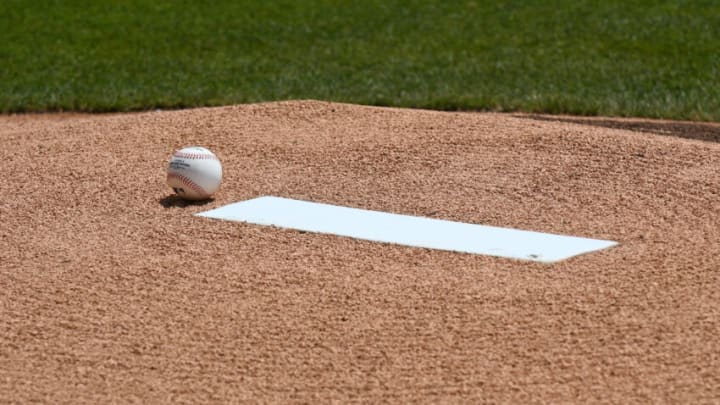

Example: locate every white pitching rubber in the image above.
[197,196,617,263]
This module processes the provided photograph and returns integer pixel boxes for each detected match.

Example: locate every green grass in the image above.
[1,0,719,119]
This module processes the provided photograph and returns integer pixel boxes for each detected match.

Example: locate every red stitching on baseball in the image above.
[173,152,218,160]
[167,173,209,197]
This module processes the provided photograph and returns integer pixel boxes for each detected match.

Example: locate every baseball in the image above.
[166,146,222,200]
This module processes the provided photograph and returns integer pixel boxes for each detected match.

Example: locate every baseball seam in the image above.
[173,152,219,160]
[167,172,209,197]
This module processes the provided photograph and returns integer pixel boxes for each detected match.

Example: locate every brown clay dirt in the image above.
[1,100,719,403]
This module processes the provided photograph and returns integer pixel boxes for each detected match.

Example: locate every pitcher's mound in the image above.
[2,100,719,403]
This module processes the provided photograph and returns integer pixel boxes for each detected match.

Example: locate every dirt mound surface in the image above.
[2,101,719,402]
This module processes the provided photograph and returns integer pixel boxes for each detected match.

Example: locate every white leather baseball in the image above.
[167,146,222,200]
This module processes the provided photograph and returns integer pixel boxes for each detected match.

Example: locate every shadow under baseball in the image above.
[159,194,214,208]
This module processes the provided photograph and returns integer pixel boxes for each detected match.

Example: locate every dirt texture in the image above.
[1,100,719,403]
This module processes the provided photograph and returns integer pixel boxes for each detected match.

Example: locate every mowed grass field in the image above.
[2,0,719,119]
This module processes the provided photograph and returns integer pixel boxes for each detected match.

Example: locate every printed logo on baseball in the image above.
[167,146,222,200]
